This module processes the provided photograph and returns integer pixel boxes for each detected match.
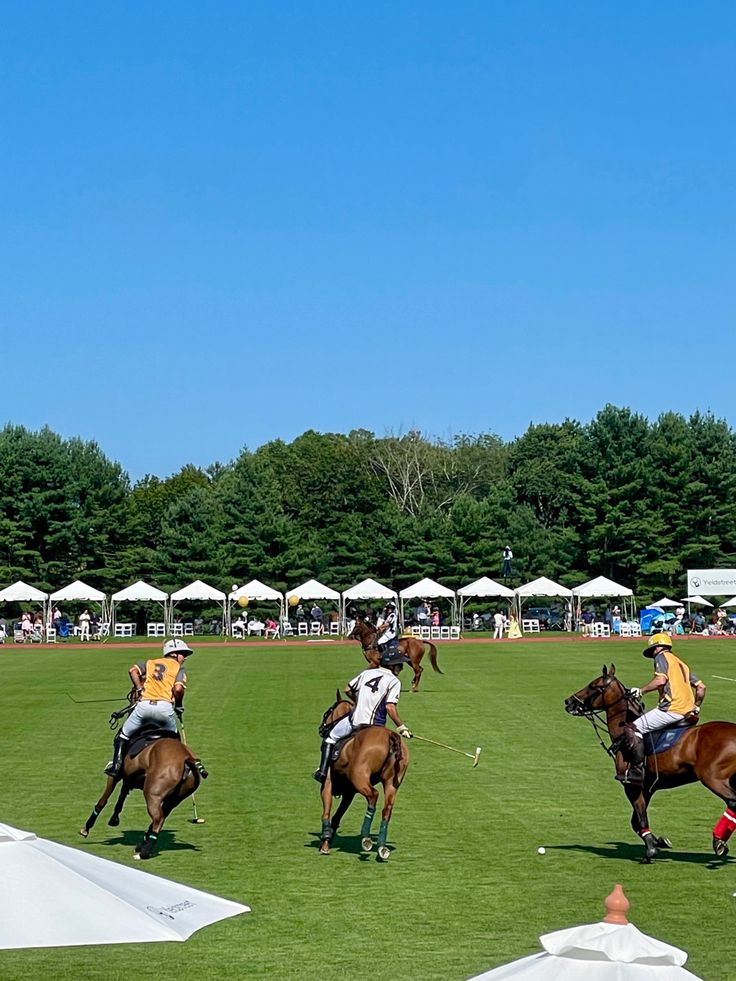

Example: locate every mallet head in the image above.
[473,747,482,768]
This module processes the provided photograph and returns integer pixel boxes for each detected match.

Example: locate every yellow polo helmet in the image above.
[643,632,672,657]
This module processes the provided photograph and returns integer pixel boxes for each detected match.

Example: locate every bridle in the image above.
[568,676,642,759]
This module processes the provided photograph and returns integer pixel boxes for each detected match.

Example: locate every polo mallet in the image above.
[178,721,206,824]
[412,734,482,767]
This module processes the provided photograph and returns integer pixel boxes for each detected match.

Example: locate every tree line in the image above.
[1,405,735,602]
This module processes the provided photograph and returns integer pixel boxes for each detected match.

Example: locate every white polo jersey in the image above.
[348,667,401,727]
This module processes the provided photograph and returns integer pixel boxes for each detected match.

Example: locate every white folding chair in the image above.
[440,626,450,640]
[329,621,340,636]
[310,622,322,635]
[172,623,184,637]
[522,619,540,633]
[147,623,158,638]
[281,619,294,637]
[298,622,309,637]
[430,626,441,640]
[114,624,126,638]
[619,622,632,637]
[411,626,422,638]
[184,623,194,636]
[629,621,642,637]
[449,625,461,640]
[45,627,57,644]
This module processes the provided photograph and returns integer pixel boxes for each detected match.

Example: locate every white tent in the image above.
[457,577,514,626]
[0,581,49,633]
[573,575,635,622]
[341,578,398,631]
[286,578,340,602]
[170,580,227,635]
[399,577,457,626]
[50,579,108,625]
[229,580,285,637]
[722,597,736,608]
[681,595,713,607]
[515,577,572,625]
[0,822,249,948]
[0,580,48,603]
[651,597,681,608]
[110,580,168,634]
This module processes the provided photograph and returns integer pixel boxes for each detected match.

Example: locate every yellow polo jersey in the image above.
[136,658,187,702]
[653,650,699,715]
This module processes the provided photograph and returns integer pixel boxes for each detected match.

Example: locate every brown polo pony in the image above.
[348,616,442,692]
[79,732,205,859]
[317,691,410,861]
[566,663,736,862]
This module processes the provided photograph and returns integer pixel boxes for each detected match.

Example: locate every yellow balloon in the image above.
[288,595,300,607]
[237,596,249,608]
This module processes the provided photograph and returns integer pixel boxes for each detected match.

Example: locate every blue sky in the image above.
[2,2,735,480]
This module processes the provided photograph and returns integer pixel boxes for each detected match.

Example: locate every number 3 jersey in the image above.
[348,667,401,727]
[135,658,187,702]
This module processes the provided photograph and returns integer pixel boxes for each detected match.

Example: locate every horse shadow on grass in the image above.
[305,831,392,863]
[552,840,732,870]
[96,829,200,854]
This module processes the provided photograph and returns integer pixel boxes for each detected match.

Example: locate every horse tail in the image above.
[388,731,403,789]
[426,641,443,674]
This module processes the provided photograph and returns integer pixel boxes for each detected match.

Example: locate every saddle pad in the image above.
[645,722,694,756]
[128,728,180,760]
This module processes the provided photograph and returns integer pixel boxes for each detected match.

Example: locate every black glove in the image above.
[175,706,184,720]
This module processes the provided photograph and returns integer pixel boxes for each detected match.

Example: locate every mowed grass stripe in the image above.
[1,639,735,980]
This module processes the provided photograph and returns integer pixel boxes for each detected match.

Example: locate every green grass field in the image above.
[2,636,736,981]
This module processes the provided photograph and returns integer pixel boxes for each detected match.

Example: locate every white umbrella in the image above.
[651,597,681,609]
[722,597,736,608]
[680,596,713,608]
[0,822,249,948]
[467,885,704,980]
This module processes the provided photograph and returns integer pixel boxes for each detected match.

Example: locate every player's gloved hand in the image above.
[397,724,413,738]
[629,687,642,700]
[692,705,700,715]
[175,706,184,719]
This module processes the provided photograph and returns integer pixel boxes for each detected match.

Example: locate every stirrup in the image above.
[104,760,118,776]
[615,765,644,784]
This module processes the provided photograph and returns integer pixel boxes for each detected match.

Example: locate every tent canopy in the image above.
[229,580,283,602]
[285,579,340,602]
[457,576,514,598]
[680,595,713,607]
[573,575,633,598]
[111,580,168,603]
[399,577,455,599]
[50,580,106,603]
[170,580,226,602]
[0,580,48,603]
[651,597,681,608]
[342,578,397,601]
[515,576,572,598]
[0,822,249,949]
[722,597,736,608]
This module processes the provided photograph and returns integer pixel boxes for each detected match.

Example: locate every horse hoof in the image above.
[78,828,88,838]
[713,837,729,858]
[107,816,120,827]
[377,846,390,862]
[133,852,142,861]
[319,843,331,856]
[361,836,374,852]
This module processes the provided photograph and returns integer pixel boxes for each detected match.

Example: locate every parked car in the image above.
[523,606,565,630]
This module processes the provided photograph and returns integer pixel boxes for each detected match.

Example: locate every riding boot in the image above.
[313,741,332,783]
[615,727,645,784]
[105,733,130,777]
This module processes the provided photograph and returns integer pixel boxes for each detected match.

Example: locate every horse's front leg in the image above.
[79,776,118,837]
[319,777,336,855]
[625,784,666,862]
[411,661,423,693]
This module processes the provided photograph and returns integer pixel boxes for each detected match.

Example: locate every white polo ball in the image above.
[537,847,546,855]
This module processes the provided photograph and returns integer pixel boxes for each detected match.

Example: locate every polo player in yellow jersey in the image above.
[617,632,706,784]
[104,638,192,777]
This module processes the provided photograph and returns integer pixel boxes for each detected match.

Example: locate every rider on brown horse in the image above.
[618,632,706,784]
[313,648,413,783]
[105,638,192,777]
[375,601,399,655]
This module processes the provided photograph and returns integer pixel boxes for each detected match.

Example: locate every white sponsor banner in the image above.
[687,569,736,596]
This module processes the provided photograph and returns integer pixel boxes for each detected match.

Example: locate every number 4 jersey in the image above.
[348,667,401,727]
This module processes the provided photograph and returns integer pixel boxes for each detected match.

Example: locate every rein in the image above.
[572,678,641,759]
[108,687,139,731]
